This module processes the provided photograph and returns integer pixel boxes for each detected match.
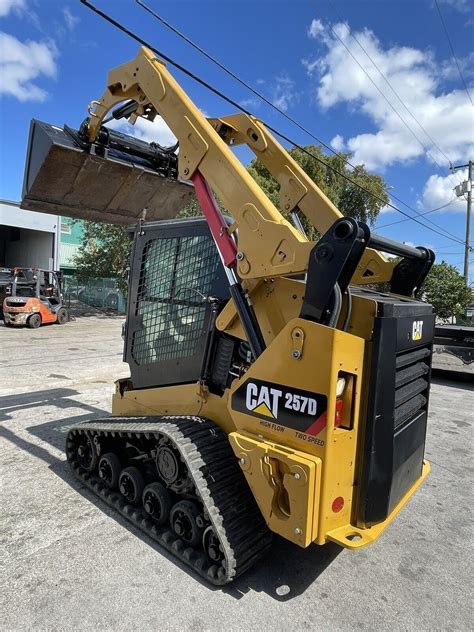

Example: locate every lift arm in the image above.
[207,114,395,284]
[85,46,396,284]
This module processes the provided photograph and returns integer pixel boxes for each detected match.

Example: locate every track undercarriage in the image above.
[66,416,272,585]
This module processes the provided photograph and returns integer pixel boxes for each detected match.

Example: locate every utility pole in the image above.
[452,160,472,282]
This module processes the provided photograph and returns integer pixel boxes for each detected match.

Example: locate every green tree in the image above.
[247,145,389,240]
[178,196,205,218]
[422,261,471,320]
[73,222,131,293]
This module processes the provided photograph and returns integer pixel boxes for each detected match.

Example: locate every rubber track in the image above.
[66,416,272,585]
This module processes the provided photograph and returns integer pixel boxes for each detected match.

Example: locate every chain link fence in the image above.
[63,276,127,313]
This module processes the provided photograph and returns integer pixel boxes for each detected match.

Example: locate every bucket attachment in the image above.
[21,119,194,226]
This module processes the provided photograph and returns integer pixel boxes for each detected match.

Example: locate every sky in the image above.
[0,0,473,276]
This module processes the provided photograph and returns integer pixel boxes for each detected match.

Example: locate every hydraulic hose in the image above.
[327,283,342,329]
[342,286,353,332]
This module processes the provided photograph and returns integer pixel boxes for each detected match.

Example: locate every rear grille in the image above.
[394,347,431,429]
[6,299,27,307]
[356,298,435,528]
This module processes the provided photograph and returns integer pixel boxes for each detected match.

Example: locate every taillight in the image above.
[335,377,346,427]
[335,398,344,427]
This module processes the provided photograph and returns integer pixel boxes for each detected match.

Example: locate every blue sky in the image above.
[0,0,473,275]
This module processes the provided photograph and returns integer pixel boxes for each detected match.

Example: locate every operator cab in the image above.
[124,217,231,390]
[38,270,63,308]
[12,268,37,298]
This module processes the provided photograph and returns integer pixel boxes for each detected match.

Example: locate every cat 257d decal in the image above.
[232,378,328,436]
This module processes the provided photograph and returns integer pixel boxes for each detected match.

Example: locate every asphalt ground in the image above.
[0,311,473,631]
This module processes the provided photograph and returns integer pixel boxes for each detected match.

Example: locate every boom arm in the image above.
[86,46,395,284]
[207,114,394,284]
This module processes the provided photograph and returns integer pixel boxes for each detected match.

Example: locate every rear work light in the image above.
[334,374,356,430]
[334,377,346,427]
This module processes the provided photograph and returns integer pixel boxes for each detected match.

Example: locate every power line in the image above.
[451,258,473,267]
[377,195,465,242]
[376,199,454,229]
[79,0,469,248]
[377,196,471,250]
[329,0,452,164]
[270,128,468,245]
[135,0,466,242]
[324,17,462,192]
[135,0,357,164]
[327,0,459,178]
[437,243,469,250]
[434,0,473,107]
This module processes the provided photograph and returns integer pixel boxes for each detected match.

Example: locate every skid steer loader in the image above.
[21,46,436,585]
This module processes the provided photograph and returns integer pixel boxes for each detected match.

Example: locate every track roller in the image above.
[119,467,144,505]
[65,417,272,585]
[74,432,98,472]
[142,482,172,525]
[203,526,224,563]
[170,500,203,547]
[98,453,121,489]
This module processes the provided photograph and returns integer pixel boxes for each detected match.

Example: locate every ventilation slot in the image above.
[6,299,28,307]
[394,346,431,430]
[395,347,430,369]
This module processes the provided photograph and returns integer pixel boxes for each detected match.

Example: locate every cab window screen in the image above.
[131,234,219,366]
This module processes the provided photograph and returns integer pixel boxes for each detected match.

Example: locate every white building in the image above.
[0,199,60,270]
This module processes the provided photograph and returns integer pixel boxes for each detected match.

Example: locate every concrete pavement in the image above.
[0,314,472,630]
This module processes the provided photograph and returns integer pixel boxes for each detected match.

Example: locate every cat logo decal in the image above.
[412,320,423,341]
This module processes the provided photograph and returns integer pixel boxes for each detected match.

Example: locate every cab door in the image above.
[124,218,229,390]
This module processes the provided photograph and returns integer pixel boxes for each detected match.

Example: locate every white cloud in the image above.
[0,0,26,18]
[62,7,79,31]
[239,75,298,113]
[419,170,467,210]
[0,31,57,101]
[304,19,474,171]
[240,96,260,110]
[330,133,346,151]
[108,115,177,148]
[308,18,324,39]
[440,51,474,83]
[272,75,298,112]
[438,0,471,13]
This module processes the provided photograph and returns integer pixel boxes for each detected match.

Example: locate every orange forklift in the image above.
[3,268,68,328]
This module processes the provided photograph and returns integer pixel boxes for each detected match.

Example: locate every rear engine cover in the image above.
[356,290,435,527]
